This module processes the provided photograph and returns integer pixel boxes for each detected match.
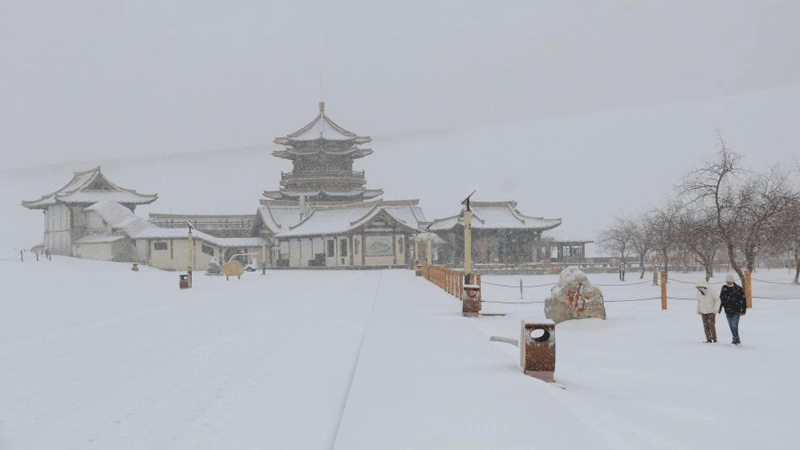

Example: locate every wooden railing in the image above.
[420,262,479,300]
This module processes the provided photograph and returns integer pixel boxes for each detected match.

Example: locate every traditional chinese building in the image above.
[426,201,561,266]
[21,167,158,256]
[22,104,583,271]
[263,102,383,202]
[256,198,426,268]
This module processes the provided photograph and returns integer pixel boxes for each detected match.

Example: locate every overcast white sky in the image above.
[2,0,800,169]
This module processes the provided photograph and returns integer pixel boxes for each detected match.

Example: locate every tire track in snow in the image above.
[329,270,383,450]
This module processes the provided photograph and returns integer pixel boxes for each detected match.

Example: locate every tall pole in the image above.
[262,241,267,275]
[464,210,472,274]
[426,231,432,265]
[187,227,193,285]
[414,233,419,264]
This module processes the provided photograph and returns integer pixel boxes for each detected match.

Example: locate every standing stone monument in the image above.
[544,267,606,324]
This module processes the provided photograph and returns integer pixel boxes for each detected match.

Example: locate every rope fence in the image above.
[752,277,799,286]
[419,264,799,310]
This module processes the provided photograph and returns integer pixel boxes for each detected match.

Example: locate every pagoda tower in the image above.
[263,102,383,203]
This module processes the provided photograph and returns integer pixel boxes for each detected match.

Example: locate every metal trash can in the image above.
[462,273,481,316]
[179,274,191,290]
[520,320,555,381]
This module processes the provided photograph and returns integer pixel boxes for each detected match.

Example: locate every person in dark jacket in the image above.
[719,273,747,345]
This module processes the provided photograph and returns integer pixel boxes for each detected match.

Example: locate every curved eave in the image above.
[430,217,562,233]
[274,136,371,146]
[271,147,373,160]
[21,193,158,210]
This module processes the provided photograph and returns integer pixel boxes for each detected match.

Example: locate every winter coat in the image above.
[720,283,747,315]
[695,279,721,314]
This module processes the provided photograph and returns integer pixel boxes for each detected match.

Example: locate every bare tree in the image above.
[675,207,722,281]
[628,217,652,279]
[680,134,742,280]
[681,133,799,286]
[598,217,633,280]
[766,199,800,283]
[645,200,683,278]
[733,168,798,275]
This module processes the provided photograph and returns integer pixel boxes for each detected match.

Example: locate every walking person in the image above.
[696,279,720,343]
[719,273,747,345]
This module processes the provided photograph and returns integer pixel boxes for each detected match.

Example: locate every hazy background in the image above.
[2,0,799,250]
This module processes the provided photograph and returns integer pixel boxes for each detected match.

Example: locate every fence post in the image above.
[660,270,667,310]
[520,278,523,299]
[745,269,753,309]
[20,250,23,263]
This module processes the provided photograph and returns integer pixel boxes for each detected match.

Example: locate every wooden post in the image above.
[464,210,472,274]
[261,241,267,275]
[414,234,419,267]
[20,250,23,263]
[660,270,667,310]
[745,269,753,308]
[449,270,453,295]
[520,278,523,299]
[187,228,194,287]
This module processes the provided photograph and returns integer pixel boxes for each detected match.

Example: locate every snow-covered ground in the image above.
[1,258,798,449]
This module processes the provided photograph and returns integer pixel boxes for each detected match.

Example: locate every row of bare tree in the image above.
[599,134,800,285]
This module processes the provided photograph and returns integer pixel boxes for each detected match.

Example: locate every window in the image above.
[327,240,335,257]
[202,244,214,256]
[154,241,168,250]
[340,239,348,257]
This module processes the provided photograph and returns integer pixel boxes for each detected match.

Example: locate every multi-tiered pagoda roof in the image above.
[264,102,383,202]
[21,166,158,210]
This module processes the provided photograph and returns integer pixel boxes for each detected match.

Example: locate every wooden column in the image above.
[426,231,432,266]
[745,269,753,308]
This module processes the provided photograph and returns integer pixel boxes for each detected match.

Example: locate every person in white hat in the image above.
[695,278,720,343]
[719,273,747,345]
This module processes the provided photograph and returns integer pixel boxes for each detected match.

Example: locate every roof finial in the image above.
[319,101,325,114]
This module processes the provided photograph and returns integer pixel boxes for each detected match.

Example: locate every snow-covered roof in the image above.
[428,201,561,232]
[272,146,374,160]
[257,202,305,233]
[130,227,264,248]
[75,234,127,244]
[274,102,371,145]
[84,201,264,249]
[276,199,426,238]
[263,188,384,201]
[86,201,153,237]
[21,166,158,210]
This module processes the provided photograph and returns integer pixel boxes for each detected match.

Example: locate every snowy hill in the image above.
[2,83,799,255]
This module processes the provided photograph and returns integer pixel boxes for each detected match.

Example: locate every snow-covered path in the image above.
[2,259,799,449]
[0,259,383,449]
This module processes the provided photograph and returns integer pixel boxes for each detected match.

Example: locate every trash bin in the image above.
[179,274,191,290]
[415,261,423,277]
[462,273,481,316]
[131,263,139,272]
[520,320,556,381]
